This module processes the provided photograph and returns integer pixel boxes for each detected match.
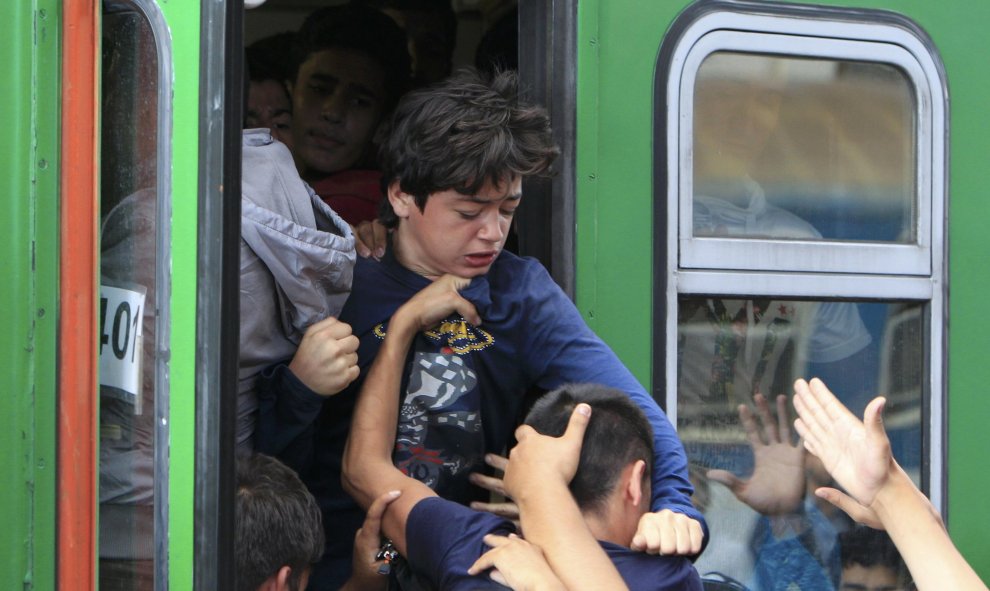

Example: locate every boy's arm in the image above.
[342,275,480,556]
[793,378,988,591]
[515,266,705,552]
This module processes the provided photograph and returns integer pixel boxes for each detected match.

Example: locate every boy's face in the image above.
[289,48,387,180]
[390,177,522,280]
[840,564,904,591]
[246,79,293,148]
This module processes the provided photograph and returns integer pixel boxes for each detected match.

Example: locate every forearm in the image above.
[873,465,987,591]
[255,363,325,469]
[342,318,417,508]
[516,482,629,591]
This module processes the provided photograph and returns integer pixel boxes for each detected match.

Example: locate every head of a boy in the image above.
[235,454,324,591]
[379,69,559,279]
[839,526,912,591]
[522,383,654,545]
[289,4,411,181]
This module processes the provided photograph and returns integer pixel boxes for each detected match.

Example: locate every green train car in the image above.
[2,0,988,588]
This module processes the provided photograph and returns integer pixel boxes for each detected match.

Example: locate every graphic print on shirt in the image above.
[376,316,494,496]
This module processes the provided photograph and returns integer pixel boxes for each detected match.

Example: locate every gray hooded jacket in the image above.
[99,129,354,559]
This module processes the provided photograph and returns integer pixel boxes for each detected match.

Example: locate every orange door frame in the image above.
[59,0,99,589]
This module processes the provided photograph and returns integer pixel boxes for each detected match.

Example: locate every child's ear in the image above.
[387,181,416,219]
[274,565,293,591]
[626,459,648,508]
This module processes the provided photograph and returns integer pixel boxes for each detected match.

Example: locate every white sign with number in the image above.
[99,284,146,405]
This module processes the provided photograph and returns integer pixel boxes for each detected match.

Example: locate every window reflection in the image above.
[99,4,161,590]
[679,298,923,589]
[693,52,916,243]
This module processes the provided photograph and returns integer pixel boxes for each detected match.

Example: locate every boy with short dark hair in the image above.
[288,4,411,224]
[340,276,702,590]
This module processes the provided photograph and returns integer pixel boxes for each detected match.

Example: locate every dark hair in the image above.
[839,526,907,577]
[377,68,559,228]
[235,454,324,591]
[291,4,411,108]
[523,383,654,516]
[247,31,296,85]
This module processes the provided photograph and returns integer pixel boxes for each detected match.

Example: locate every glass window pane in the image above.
[99,5,162,590]
[693,52,916,244]
[677,297,923,589]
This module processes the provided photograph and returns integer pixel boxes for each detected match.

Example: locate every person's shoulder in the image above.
[487,251,555,290]
[600,541,704,591]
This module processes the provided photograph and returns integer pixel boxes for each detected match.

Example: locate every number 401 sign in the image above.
[99,284,146,411]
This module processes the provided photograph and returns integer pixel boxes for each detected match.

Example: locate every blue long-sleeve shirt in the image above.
[256,249,704,590]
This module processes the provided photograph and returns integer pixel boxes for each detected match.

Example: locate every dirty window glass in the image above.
[693,52,916,244]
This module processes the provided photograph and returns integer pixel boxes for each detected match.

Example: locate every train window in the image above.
[655,4,946,588]
[99,0,172,588]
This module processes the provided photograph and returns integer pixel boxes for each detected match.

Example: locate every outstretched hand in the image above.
[503,403,592,502]
[792,378,893,521]
[469,453,521,524]
[707,393,806,516]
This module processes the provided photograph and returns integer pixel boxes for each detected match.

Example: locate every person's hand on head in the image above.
[341,490,402,591]
[630,509,705,556]
[288,316,360,396]
[467,533,565,591]
[391,274,480,333]
[352,219,388,260]
[503,403,592,503]
[707,393,806,516]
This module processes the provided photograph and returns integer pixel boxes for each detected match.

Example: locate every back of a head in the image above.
[235,454,324,591]
[291,3,411,108]
[523,383,654,516]
[378,68,560,227]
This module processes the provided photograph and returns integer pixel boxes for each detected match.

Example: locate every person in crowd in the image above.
[256,69,705,590]
[837,526,911,591]
[287,4,411,224]
[340,274,703,591]
[246,32,296,148]
[355,0,457,88]
[793,377,988,591]
[235,453,400,591]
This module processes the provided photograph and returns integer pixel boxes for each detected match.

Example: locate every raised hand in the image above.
[288,316,360,396]
[707,393,806,516]
[792,378,892,510]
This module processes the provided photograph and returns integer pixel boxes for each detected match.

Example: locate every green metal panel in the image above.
[0,1,59,589]
[158,1,200,588]
[576,0,990,581]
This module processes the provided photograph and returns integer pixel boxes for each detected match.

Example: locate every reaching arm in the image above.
[341,275,479,556]
[793,377,988,591]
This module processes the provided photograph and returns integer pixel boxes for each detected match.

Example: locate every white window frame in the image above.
[659,6,947,508]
